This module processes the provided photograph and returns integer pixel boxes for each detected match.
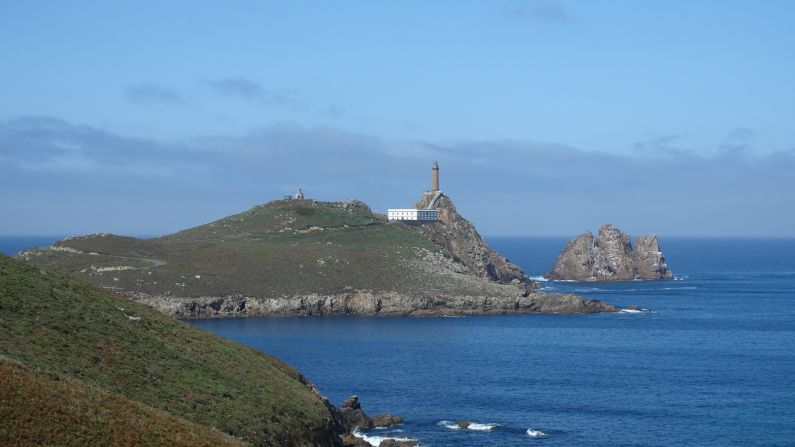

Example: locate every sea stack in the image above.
[546,224,673,281]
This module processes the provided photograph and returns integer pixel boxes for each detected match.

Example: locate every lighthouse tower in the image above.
[431,161,440,192]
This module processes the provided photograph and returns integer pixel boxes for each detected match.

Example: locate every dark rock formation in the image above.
[371,414,403,428]
[412,192,537,289]
[546,224,673,281]
[379,440,417,447]
[130,289,615,318]
[632,234,673,280]
[458,421,471,429]
[336,396,415,446]
[339,395,372,432]
[340,434,370,447]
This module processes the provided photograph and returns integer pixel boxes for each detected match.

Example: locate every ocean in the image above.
[4,237,795,446]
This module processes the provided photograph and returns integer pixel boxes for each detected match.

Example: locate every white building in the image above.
[387,208,438,222]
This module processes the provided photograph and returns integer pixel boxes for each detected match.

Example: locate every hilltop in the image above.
[0,254,342,446]
[18,197,614,317]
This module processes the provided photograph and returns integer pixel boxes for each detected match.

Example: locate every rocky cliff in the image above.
[546,224,673,281]
[411,192,536,289]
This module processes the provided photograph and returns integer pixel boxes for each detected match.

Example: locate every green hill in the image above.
[0,357,244,447]
[0,255,340,446]
[18,198,614,317]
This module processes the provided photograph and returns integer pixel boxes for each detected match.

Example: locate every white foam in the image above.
[527,428,548,438]
[618,307,654,314]
[618,308,645,314]
[467,422,499,431]
[353,429,417,446]
[437,420,498,431]
[438,420,460,430]
[529,276,548,282]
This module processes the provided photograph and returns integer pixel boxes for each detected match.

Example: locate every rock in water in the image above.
[379,440,417,447]
[546,224,673,281]
[371,414,404,428]
[412,192,537,289]
[633,234,673,280]
[339,395,373,431]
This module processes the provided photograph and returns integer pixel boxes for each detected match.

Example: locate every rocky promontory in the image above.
[412,191,536,289]
[546,224,673,281]
[17,198,615,317]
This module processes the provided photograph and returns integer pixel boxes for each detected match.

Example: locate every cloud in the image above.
[208,77,302,109]
[1,116,794,237]
[720,127,756,154]
[632,133,690,155]
[505,1,570,22]
[125,83,185,106]
[0,116,198,175]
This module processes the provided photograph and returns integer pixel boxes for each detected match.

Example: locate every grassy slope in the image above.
[21,200,447,297]
[0,357,245,447]
[0,255,335,446]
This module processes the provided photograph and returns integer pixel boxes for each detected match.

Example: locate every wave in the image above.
[353,429,417,446]
[618,308,646,314]
[529,276,548,282]
[438,420,499,431]
[438,421,460,430]
[526,428,548,438]
[468,422,500,431]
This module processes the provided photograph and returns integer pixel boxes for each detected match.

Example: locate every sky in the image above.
[1,1,794,237]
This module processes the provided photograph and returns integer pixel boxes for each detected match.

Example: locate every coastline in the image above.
[125,290,616,319]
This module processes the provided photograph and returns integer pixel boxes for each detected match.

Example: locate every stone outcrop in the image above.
[128,288,615,319]
[378,440,417,447]
[546,224,673,281]
[339,395,372,432]
[632,234,673,280]
[370,414,403,428]
[411,192,537,289]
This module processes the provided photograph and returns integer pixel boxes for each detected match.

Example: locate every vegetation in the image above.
[0,255,336,446]
[20,199,448,297]
[0,357,244,447]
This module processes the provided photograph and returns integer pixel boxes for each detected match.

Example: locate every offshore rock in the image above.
[546,224,673,281]
[340,434,370,447]
[370,414,404,428]
[412,192,537,289]
[379,440,417,447]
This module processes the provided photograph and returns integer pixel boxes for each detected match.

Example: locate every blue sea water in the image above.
[4,237,794,446]
[0,236,67,256]
[192,238,795,447]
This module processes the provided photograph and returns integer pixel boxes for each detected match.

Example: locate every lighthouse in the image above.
[431,161,440,192]
[386,161,441,222]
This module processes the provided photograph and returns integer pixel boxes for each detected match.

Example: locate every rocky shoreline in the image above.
[126,289,615,319]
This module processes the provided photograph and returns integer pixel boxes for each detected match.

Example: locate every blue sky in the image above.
[1,1,794,237]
